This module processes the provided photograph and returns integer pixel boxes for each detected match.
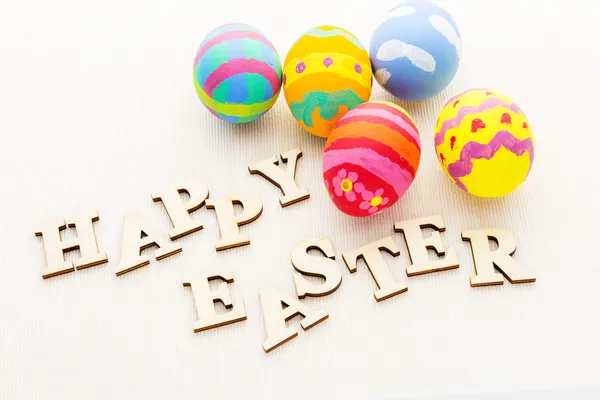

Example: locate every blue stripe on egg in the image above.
[224,74,249,104]
[227,37,248,61]
[262,77,274,102]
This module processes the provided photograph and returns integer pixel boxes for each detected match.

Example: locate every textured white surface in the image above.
[1,0,599,398]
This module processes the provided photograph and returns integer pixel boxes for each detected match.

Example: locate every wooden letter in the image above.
[35,212,108,279]
[462,228,536,287]
[115,214,182,276]
[291,237,342,299]
[182,266,247,332]
[259,285,328,353]
[342,236,407,302]
[394,215,460,276]
[151,181,209,240]
[206,194,263,251]
[248,148,310,207]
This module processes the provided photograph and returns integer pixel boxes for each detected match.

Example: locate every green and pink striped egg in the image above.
[193,23,283,123]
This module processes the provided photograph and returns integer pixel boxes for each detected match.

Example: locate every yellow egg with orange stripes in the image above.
[435,89,535,198]
[283,26,373,138]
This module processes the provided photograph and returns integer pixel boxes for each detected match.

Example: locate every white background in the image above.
[1,0,599,398]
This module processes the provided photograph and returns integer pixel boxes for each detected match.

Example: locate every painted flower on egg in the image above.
[359,188,390,215]
[332,169,359,202]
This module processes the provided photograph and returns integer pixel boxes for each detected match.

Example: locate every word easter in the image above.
[35,147,536,353]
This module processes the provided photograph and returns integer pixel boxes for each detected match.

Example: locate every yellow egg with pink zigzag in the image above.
[434,89,535,198]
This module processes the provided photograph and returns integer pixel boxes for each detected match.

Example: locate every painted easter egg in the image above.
[370,0,461,101]
[193,23,282,123]
[435,89,535,198]
[283,26,373,138]
[323,101,421,217]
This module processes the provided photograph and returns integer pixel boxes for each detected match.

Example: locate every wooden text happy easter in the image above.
[34,147,536,353]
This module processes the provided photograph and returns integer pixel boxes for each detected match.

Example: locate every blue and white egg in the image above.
[370,0,461,101]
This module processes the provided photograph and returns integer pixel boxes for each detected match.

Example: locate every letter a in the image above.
[259,285,328,353]
[115,214,182,276]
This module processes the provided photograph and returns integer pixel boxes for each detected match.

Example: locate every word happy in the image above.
[35,147,536,353]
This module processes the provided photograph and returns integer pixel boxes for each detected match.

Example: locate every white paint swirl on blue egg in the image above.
[370,0,461,101]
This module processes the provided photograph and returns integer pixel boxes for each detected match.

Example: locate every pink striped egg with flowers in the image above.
[322,101,421,217]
